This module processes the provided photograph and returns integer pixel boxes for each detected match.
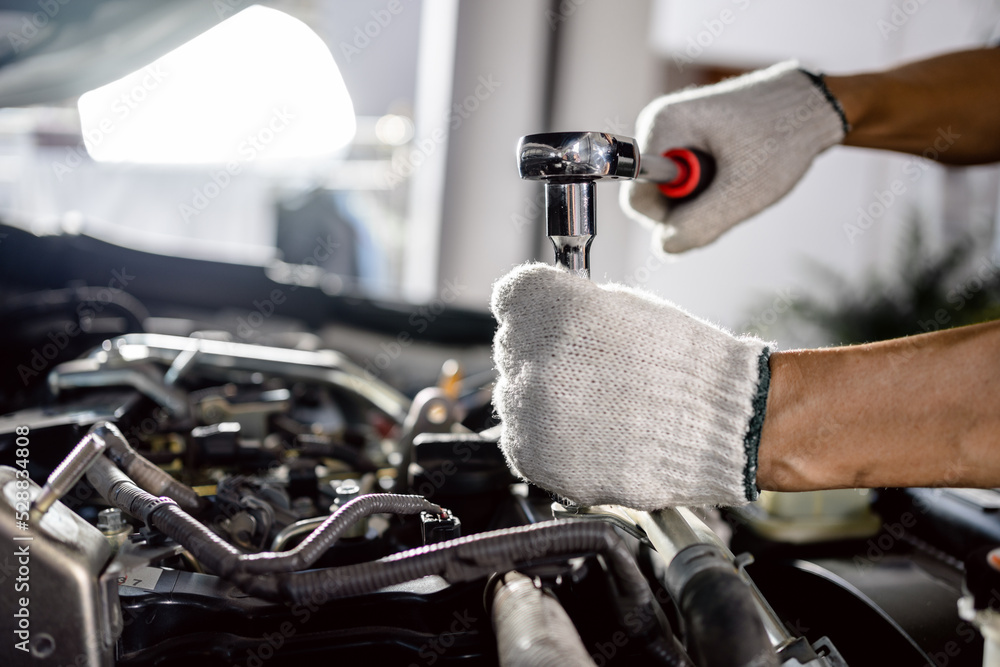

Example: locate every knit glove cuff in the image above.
[621,61,846,253]
[491,263,772,510]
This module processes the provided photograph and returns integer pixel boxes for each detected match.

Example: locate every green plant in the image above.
[755,215,1000,346]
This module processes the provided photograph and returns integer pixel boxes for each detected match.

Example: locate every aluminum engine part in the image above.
[0,465,121,665]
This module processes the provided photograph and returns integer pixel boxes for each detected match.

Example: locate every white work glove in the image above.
[491,263,771,510]
[621,61,847,253]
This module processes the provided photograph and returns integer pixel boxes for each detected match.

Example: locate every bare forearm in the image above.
[757,320,1000,491]
[824,48,1000,165]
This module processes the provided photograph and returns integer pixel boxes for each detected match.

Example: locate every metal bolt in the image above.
[32,426,109,519]
[333,480,365,538]
[334,480,361,505]
[97,508,125,535]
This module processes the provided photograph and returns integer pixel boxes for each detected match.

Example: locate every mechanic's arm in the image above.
[758,319,1000,491]
[826,48,1000,165]
[492,265,1000,510]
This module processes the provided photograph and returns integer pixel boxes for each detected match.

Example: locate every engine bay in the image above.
[2,224,1000,667]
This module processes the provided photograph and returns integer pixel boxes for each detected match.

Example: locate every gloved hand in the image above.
[621,61,847,253]
[490,262,771,510]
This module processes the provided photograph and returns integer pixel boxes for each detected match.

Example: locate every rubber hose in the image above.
[85,453,133,501]
[680,570,778,667]
[88,457,679,662]
[87,456,443,579]
[94,422,203,513]
[266,519,666,649]
[86,455,174,525]
[667,545,778,667]
[645,636,695,667]
[491,571,597,667]
[150,503,244,575]
[87,456,242,575]
[238,493,442,574]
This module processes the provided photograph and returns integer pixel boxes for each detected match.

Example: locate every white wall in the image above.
[434,1,551,305]
[651,0,1000,71]
[639,0,1000,343]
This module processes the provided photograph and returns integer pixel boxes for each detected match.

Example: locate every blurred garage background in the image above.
[0,0,998,350]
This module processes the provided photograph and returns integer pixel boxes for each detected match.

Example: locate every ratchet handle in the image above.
[640,147,716,202]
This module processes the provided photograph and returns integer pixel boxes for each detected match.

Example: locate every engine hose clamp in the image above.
[143,496,179,522]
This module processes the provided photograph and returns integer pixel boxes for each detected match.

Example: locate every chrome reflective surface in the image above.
[517,132,640,182]
[1,466,118,666]
[637,154,681,183]
[546,182,595,278]
[519,132,681,277]
[32,426,108,518]
[48,333,412,424]
[623,507,796,651]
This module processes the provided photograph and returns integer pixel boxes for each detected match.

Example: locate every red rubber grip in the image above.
[657,148,702,199]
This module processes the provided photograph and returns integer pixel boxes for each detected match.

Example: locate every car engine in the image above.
[2,224,1000,667]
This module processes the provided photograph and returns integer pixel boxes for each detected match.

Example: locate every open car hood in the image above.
[0,0,246,106]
